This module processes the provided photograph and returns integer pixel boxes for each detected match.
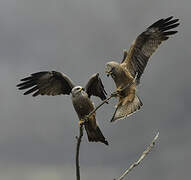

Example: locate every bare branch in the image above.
[76,125,84,180]
[114,132,159,180]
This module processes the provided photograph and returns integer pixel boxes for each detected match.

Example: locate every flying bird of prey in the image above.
[105,16,180,122]
[17,71,108,145]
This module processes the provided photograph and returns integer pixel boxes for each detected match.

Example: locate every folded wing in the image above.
[122,16,180,84]
[85,73,107,101]
[17,71,75,96]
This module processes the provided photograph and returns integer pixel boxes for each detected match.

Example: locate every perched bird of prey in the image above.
[17,71,108,145]
[105,16,180,122]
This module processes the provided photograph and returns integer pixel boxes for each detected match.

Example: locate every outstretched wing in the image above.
[122,16,179,84]
[17,71,75,96]
[85,73,107,101]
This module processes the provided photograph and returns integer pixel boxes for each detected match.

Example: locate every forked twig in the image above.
[114,132,159,180]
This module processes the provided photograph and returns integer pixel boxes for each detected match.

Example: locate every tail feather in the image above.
[111,95,143,122]
[85,124,108,146]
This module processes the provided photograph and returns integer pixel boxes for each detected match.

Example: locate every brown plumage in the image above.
[17,71,108,145]
[105,16,180,122]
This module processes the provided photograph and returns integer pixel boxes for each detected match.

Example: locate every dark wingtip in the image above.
[104,141,109,146]
[31,71,48,76]
[92,73,99,78]
[163,30,178,36]
[149,16,180,31]
[164,16,174,22]
[20,77,32,82]
[18,87,24,90]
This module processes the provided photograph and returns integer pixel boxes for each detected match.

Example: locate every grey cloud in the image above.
[0,0,190,179]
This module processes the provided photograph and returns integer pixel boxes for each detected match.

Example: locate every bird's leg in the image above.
[111,85,128,97]
[122,93,135,106]
[121,84,136,106]
[83,115,89,123]
[111,88,121,97]
[112,73,138,97]
[78,115,89,127]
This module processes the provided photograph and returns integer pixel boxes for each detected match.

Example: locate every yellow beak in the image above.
[106,71,112,77]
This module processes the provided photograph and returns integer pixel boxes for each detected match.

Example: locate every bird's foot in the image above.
[78,115,89,127]
[83,115,89,123]
[111,89,121,97]
[78,120,85,127]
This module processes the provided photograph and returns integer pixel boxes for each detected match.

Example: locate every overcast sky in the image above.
[0,0,190,180]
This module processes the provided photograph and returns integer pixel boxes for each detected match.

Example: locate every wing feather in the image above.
[85,73,107,101]
[122,16,180,84]
[17,71,75,96]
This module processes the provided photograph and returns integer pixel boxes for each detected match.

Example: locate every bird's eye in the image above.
[77,87,82,91]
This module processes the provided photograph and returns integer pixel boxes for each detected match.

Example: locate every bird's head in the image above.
[105,61,121,79]
[72,86,85,97]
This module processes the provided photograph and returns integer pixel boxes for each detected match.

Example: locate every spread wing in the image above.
[85,73,107,101]
[122,16,179,84]
[17,71,75,96]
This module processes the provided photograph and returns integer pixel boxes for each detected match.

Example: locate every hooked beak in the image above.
[80,87,85,92]
[105,71,112,77]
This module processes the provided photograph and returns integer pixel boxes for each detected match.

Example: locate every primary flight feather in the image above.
[105,16,180,122]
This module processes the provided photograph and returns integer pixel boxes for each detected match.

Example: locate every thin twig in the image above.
[76,125,84,180]
[87,95,114,118]
[85,76,137,121]
[114,132,159,180]
[74,94,114,180]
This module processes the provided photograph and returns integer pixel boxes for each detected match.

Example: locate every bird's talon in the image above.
[84,115,89,123]
[111,90,120,97]
[78,120,85,127]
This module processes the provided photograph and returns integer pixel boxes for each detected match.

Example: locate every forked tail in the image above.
[111,95,143,122]
[85,124,108,145]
